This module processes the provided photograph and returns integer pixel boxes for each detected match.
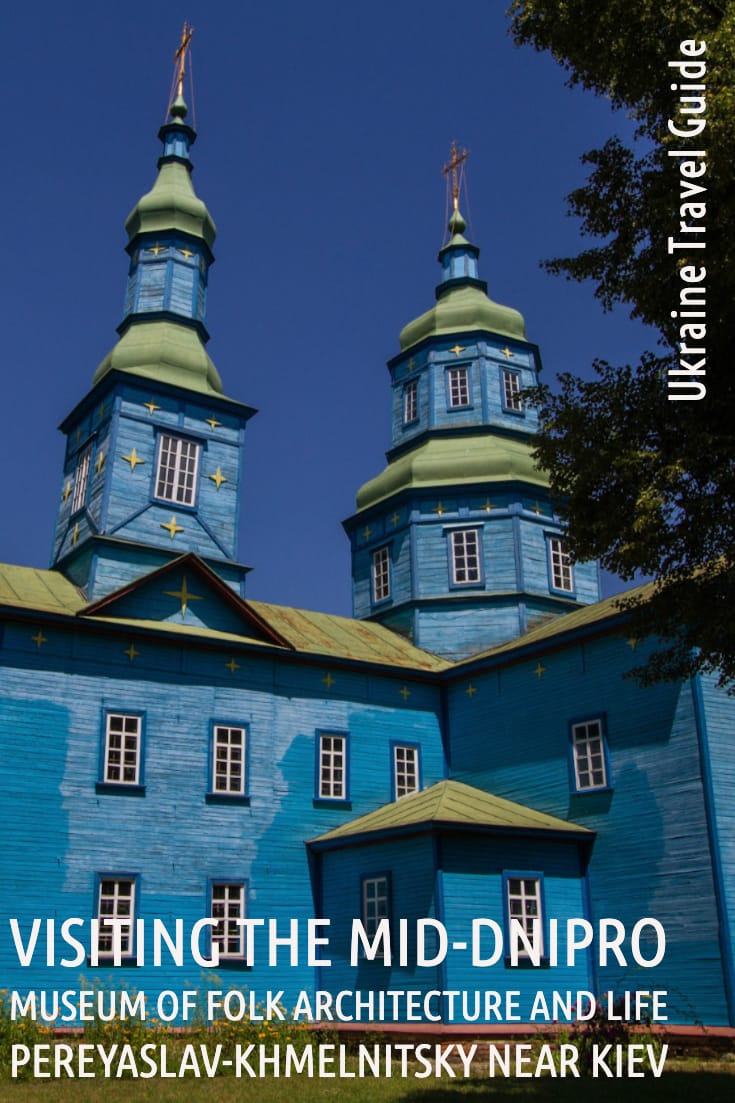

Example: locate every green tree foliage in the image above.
[507,1,735,688]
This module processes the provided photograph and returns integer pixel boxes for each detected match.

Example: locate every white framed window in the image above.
[104,713,141,785]
[502,369,523,411]
[362,875,390,939]
[571,719,608,791]
[507,876,543,954]
[371,546,391,603]
[393,745,419,799]
[447,366,470,408]
[210,882,245,959]
[97,877,135,958]
[213,725,246,795]
[403,379,418,424]
[71,443,93,513]
[450,528,481,584]
[155,434,200,506]
[318,733,347,800]
[549,536,573,592]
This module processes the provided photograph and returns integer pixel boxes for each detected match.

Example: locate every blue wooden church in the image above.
[1,75,733,1030]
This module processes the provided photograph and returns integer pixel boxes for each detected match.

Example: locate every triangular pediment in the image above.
[81,553,291,647]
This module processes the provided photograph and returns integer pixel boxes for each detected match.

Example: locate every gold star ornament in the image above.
[163,576,203,618]
[160,516,184,540]
[209,467,228,490]
[122,448,145,472]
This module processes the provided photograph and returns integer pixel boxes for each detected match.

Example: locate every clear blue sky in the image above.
[0,1,652,614]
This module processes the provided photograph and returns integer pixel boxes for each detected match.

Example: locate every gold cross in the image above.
[95,452,105,474]
[450,344,466,357]
[124,643,140,662]
[163,575,203,618]
[161,516,184,539]
[71,523,80,547]
[226,657,240,674]
[433,502,446,517]
[209,467,228,490]
[62,482,72,502]
[465,683,477,698]
[174,21,194,96]
[390,512,400,526]
[501,347,513,359]
[206,417,222,430]
[31,630,47,649]
[143,401,160,415]
[322,672,335,690]
[534,662,546,679]
[442,140,469,209]
[122,448,145,471]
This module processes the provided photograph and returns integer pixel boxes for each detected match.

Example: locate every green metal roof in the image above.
[310,779,592,846]
[92,320,224,396]
[356,433,549,512]
[0,564,85,614]
[399,284,526,351]
[125,160,216,250]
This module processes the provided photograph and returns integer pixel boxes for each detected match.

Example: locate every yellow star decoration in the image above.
[501,347,513,359]
[399,686,411,701]
[31,630,48,649]
[95,452,105,474]
[534,662,547,679]
[97,402,106,420]
[483,499,493,513]
[209,467,228,490]
[406,357,416,373]
[465,684,477,698]
[322,672,335,690]
[148,243,166,256]
[161,516,184,540]
[75,428,82,442]
[206,417,222,431]
[62,482,72,502]
[433,502,446,517]
[362,526,373,541]
[178,247,195,259]
[124,643,140,663]
[627,638,640,651]
[122,448,145,471]
[163,576,203,619]
[533,502,542,516]
[143,401,160,416]
[226,658,240,674]
[450,344,466,357]
[71,523,80,547]
[390,512,401,527]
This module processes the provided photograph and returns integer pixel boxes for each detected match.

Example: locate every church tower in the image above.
[51,30,255,600]
[344,146,600,659]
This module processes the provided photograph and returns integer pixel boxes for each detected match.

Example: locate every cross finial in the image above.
[174,21,194,97]
[442,140,469,210]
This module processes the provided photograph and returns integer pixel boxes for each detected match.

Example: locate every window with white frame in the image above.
[97,877,135,958]
[155,434,200,506]
[450,528,481,584]
[362,875,390,939]
[447,366,470,408]
[502,369,523,412]
[104,713,141,785]
[507,876,543,953]
[549,536,573,592]
[213,725,246,795]
[571,719,608,791]
[318,733,346,800]
[71,443,93,513]
[372,546,391,603]
[210,882,245,959]
[393,745,419,799]
[403,379,418,424]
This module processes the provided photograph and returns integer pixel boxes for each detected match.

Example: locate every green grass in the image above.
[3,1065,735,1103]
